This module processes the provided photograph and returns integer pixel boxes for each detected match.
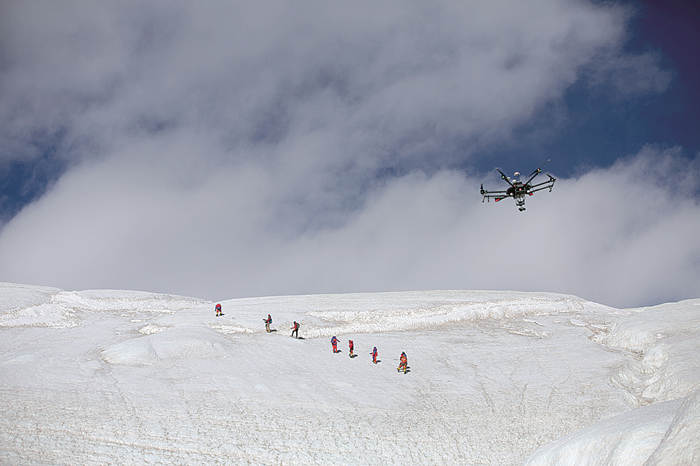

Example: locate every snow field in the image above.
[1,284,699,464]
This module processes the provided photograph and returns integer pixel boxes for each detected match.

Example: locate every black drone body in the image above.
[480,160,556,211]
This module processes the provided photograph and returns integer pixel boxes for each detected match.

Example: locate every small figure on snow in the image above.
[291,321,300,339]
[215,303,223,317]
[348,340,354,357]
[398,352,408,373]
[331,336,340,353]
[264,314,272,333]
[371,346,378,364]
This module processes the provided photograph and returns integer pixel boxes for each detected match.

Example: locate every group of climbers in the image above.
[214,304,408,373]
[264,312,299,338]
[215,305,300,338]
[331,335,407,373]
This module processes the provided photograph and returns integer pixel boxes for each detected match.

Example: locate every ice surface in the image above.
[1,283,698,465]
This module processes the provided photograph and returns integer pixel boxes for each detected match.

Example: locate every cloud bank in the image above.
[0,1,697,308]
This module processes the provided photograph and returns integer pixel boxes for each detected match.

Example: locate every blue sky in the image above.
[628,0,699,151]
[478,0,700,176]
[0,0,698,308]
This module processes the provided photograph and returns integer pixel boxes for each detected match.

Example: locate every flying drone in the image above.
[480,160,556,211]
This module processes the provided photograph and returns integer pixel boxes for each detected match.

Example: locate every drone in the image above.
[480,160,556,211]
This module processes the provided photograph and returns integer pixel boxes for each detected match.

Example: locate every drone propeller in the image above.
[527,159,550,179]
[523,159,552,187]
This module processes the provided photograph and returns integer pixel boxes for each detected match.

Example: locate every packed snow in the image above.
[0,282,698,465]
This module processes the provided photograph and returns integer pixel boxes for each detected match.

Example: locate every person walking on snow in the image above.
[291,321,299,339]
[331,336,339,353]
[215,303,222,317]
[348,340,354,357]
[371,346,378,364]
[398,352,408,373]
[264,314,272,333]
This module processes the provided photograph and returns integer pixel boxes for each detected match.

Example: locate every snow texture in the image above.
[0,283,698,465]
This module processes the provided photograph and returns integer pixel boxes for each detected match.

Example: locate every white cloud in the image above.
[2,144,698,308]
[0,0,652,163]
[0,1,690,308]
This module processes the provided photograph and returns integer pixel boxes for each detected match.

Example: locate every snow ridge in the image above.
[0,283,207,328]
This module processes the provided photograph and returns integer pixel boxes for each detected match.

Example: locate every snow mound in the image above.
[645,388,700,465]
[101,323,230,366]
[523,398,683,465]
[524,388,700,466]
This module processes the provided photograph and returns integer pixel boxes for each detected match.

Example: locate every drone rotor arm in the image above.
[481,189,509,203]
[481,190,508,198]
[527,185,551,195]
[528,181,554,190]
[524,173,540,187]
[496,169,514,187]
[526,175,556,194]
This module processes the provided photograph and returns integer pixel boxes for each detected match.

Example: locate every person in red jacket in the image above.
[331,336,339,353]
[348,340,354,358]
[215,303,222,316]
[371,346,378,364]
[291,321,299,338]
[264,314,272,333]
[398,352,408,373]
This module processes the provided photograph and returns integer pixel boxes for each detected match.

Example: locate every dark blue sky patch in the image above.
[0,126,71,225]
[623,0,700,153]
[0,156,68,224]
[473,0,700,180]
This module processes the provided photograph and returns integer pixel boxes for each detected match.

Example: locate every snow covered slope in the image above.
[0,283,698,465]
[525,299,700,465]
